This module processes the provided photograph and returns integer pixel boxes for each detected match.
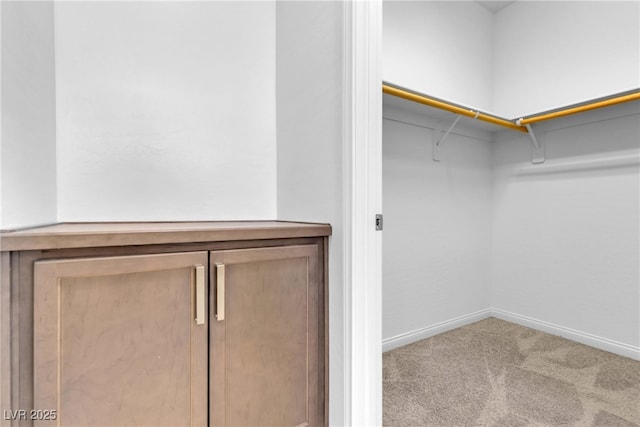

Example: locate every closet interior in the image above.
[381,0,639,373]
[381,2,639,423]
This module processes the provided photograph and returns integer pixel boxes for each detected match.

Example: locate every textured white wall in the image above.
[382,103,493,342]
[1,1,57,229]
[275,2,345,424]
[492,103,640,349]
[54,1,276,221]
[383,1,494,112]
[493,1,640,118]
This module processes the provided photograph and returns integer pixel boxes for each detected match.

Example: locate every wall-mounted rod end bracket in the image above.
[518,120,545,164]
[433,133,442,162]
[433,115,463,162]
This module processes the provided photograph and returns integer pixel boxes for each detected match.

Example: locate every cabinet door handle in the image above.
[216,263,225,321]
[195,265,205,325]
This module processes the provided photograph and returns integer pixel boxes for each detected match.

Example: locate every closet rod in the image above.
[382,83,528,133]
[518,90,640,125]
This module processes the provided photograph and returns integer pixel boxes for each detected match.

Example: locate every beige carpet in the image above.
[383,317,640,426]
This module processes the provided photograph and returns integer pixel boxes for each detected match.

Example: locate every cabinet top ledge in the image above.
[0,221,332,251]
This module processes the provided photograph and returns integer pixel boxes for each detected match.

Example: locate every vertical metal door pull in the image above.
[195,265,205,325]
[216,264,225,321]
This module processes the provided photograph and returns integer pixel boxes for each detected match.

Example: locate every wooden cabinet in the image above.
[33,252,209,427]
[210,245,319,427]
[0,222,330,427]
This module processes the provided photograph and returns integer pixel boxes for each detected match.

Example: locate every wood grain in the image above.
[0,252,9,427]
[33,252,208,427]
[210,245,319,427]
[0,222,332,251]
[15,251,38,424]
[322,237,329,425]
[3,230,328,427]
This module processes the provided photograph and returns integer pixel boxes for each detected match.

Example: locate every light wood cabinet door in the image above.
[33,252,209,427]
[210,245,320,427]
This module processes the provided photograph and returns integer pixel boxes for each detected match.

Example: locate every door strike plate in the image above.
[375,214,383,231]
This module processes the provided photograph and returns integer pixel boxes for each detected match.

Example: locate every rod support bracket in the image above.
[518,120,545,164]
[434,115,463,161]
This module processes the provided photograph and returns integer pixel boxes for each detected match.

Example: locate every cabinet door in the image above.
[34,252,208,427]
[210,245,320,427]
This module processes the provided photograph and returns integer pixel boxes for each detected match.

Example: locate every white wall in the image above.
[275,2,345,424]
[493,1,640,118]
[1,1,57,229]
[492,103,640,355]
[383,1,494,112]
[382,103,493,348]
[381,0,640,361]
[54,1,277,221]
[384,1,640,119]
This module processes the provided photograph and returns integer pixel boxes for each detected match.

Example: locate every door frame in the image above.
[343,1,383,425]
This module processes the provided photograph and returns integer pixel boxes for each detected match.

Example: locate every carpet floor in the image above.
[383,317,640,426]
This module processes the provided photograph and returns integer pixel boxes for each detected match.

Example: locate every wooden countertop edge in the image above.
[0,221,332,251]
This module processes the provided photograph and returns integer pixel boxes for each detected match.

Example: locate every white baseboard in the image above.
[491,309,640,361]
[382,308,640,361]
[382,309,492,352]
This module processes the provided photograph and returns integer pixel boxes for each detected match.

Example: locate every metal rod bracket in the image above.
[518,121,545,164]
[434,115,463,161]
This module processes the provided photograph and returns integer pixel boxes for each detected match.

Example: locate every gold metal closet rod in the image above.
[383,84,640,132]
[518,90,640,125]
[382,83,528,133]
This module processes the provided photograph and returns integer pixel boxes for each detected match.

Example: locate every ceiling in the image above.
[475,1,516,13]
